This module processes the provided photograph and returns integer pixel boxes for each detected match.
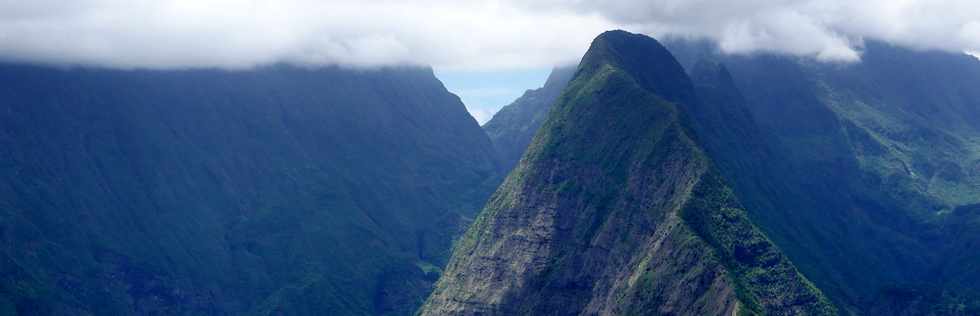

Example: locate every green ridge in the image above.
[422,30,832,316]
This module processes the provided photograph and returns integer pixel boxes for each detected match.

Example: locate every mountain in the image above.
[664,39,980,314]
[421,30,834,316]
[0,64,501,315]
[483,66,576,171]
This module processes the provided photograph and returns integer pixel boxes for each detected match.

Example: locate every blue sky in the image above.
[436,67,554,125]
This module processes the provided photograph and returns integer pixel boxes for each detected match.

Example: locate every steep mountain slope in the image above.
[665,39,980,314]
[421,30,833,316]
[483,66,576,170]
[0,64,500,315]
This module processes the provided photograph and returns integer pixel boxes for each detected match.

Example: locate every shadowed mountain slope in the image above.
[483,66,576,171]
[665,39,980,314]
[0,64,500,315]
[461,33,980,314]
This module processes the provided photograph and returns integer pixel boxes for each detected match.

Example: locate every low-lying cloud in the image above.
[0,1,611,70]
[0,0,977,69]
[551,0,980,62]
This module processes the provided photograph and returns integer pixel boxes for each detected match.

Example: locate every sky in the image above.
[435,68,556,124]
[1,1,978,122]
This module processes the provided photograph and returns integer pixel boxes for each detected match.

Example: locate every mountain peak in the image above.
[423,30,834,316]
[579,30,696,104]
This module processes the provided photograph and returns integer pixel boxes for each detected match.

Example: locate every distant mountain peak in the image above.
[482,66,576,171]
[542,65,577,89]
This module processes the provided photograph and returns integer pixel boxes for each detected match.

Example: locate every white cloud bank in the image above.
[0,0,977,69]
[555,0,980,62]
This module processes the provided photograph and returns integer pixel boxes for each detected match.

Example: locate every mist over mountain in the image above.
[0,64,501,315]
[1,1,977,71]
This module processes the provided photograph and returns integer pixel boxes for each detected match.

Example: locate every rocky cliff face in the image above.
[0,64,500,315]
[421,30,833,316]
[483,66,576,171]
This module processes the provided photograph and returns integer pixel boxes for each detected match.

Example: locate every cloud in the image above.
[0,0,610,70]
[0,1,977,69]
[529,0,980,62]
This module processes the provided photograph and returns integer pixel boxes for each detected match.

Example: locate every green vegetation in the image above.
[0,64,501,315]
[680,170,836,316]
[423,30,831,315]
[666,38,980,314]
[483,66,577,171]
